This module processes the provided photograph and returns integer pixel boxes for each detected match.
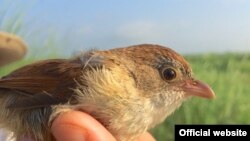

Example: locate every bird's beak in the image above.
[182,79,215,99]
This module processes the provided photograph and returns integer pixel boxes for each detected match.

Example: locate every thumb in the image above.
[51,111,116,141]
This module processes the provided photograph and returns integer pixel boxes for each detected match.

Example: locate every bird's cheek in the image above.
[181,79,215,99]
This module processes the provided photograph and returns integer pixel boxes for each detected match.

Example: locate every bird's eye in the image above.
[162,68,177,81]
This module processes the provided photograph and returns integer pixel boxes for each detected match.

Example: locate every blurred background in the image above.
[0,0,249,141]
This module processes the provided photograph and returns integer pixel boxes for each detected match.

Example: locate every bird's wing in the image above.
[0,59,84,108]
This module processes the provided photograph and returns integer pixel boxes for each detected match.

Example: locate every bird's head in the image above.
[101,44,215,122]
[108,44,215,101]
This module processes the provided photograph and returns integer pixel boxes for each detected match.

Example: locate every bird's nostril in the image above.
[192,81,197,85]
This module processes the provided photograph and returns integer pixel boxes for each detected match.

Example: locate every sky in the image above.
[0,0,250,55]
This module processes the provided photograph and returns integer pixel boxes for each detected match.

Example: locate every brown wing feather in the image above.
[0,59,84,108]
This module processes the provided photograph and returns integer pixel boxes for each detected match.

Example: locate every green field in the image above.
[1,52,249,141]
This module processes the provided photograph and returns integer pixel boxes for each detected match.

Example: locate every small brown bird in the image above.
[0,44,215,141]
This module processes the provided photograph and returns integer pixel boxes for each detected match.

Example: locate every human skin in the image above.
[0,32,27,67]
[51,111,155,141]
[18,111,155,141]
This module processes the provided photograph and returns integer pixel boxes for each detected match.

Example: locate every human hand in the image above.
[51,111,155,141]
[0,32,27,67]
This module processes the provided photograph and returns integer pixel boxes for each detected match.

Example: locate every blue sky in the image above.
[0,0,250,55]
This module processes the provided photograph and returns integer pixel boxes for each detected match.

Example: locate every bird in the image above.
[0,44,215,141]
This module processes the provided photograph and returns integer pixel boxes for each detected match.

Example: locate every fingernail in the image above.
[52,124,87,141]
